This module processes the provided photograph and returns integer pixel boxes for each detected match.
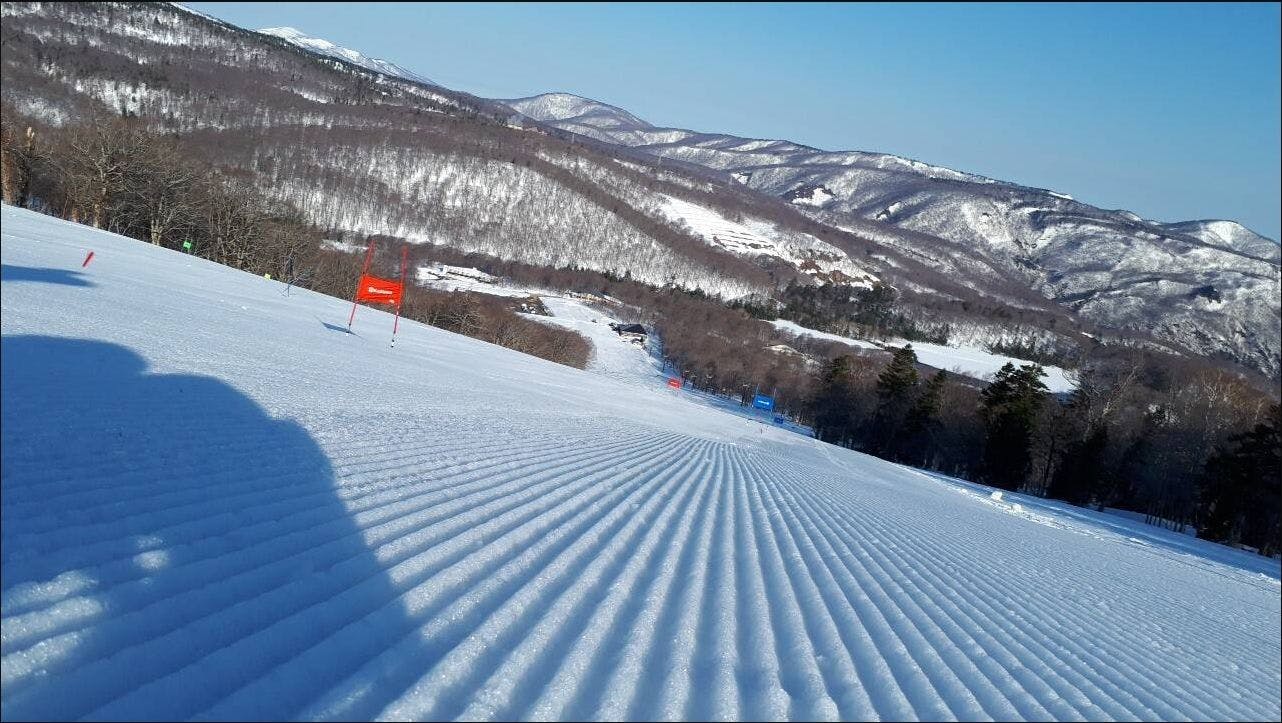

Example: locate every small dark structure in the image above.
[609,322,647,345]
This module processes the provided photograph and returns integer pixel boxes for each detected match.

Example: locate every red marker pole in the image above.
[347,240,375,331]
[391,245,407,348]
[82,251,95,267]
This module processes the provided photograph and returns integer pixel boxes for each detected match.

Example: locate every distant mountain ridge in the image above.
[503,93,1281,378]
[258,26,437,88]
[504,93,1275,251]
[2,3,1277,379]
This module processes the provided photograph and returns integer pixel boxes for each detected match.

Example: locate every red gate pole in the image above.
[347,240,375,331]
[391,245,408,348]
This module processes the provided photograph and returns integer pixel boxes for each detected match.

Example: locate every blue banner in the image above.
[752,394,775,411]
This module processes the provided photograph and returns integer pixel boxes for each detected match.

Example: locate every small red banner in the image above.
[354,274,403,305]
[667,378,682,389]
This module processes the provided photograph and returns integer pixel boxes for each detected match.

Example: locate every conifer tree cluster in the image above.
[806,348,1279,557]
[1198,405,1280,555]
[812,345,955,467]
[813,356,861,448]
[978,363,1050,490]
[869,345,920,456]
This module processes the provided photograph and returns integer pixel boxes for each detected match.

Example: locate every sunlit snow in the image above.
[2,205,1278,721]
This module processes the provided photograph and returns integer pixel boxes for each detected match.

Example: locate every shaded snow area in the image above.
[2,204,1279,721]
[772,320,1078,394]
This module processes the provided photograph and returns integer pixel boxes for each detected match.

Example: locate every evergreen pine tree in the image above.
[979,363,1049,490]
[1047,425,1109,506]
[812,355,859,447]
[1199,405,1281,555]
[876,345,919,399]
[869,345,919,456]
[901,369,947,466]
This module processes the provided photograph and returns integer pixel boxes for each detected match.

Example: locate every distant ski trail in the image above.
[2,206,1279,721]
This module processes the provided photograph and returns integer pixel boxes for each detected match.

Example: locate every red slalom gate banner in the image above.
[347,242,410,346]
[667,378,682,389]
[354,274,403,305]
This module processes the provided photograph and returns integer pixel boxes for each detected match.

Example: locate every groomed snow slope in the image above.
[2,205,1279,721]
[528,295,664,388]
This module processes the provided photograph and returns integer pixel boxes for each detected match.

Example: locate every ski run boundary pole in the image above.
[347,240,375,331]
[391,245,407,348]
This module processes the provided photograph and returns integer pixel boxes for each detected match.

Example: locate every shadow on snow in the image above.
[1,264,95,287]
[0,335,411,720]
[319,319,356,335]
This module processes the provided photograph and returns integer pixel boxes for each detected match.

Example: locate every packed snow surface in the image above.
[772,319,881,350]
[2,205,1279,721]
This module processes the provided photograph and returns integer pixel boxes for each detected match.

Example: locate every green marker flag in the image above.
[182,240,192,251]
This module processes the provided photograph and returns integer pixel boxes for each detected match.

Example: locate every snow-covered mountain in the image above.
[4,205,1279,721]
[505,93,1282,379]
[505,92,653,142]
[258,26,437,87]
[1163,219,1280,260]
[3,3,1278,379]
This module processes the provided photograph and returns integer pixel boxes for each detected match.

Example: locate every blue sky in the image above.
[188,2,1281,239]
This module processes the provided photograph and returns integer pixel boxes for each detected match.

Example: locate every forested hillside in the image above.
[510,92,1282,379]
[1,0,1142,361]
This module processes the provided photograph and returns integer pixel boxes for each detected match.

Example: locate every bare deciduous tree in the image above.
[118,135,201,246]
[61,118,150,229]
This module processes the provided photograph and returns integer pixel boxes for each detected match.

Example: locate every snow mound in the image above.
[2,206,1277,721]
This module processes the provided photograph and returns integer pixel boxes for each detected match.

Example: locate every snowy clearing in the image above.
[789,186,835,208]
[413,263,547,299]
[772,319,882,350]
[772,319,1077,393]
[657,195,875,284]
[2,205,1278,721]
[658,195,784,258]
